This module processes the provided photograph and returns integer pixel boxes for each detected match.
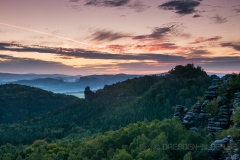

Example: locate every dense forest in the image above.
[0,64,239,160]
[0,84,78,123]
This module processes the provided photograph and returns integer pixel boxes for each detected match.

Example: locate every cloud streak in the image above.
[135,43,179,52]
[190,36,222,44]
[85,0,130,7]
[0,42,184,61]
[84,0,149,12]
[221,42,240,51]
[211,14,227,24]
[132,23,182,41]
[88,30,130,42]
[127,0,150,12]
[159,0,201,15]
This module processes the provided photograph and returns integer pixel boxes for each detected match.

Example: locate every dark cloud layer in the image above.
[159,0,200,15]
[0,42,183,62]
[221,42,240,51]
[89,30,130,42]
[1,42,240,73]
[1,42,240,74]
[0,54,81,74]
[190,49,210,56]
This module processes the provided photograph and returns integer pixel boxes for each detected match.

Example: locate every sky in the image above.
[0,0,240,75]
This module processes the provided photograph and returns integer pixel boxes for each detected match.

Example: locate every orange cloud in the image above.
[135,43,179,52]
[190,36,222,44]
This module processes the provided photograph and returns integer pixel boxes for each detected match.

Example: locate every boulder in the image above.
[208,85,219,91]
[205,91,217,99]
[208,136,231,159]
[212,78,221,85]
[235,92,240,98]
[231,154,239,160]
[216,96,223,104]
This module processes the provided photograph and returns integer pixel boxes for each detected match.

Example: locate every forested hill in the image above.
[2,65,240,160]
[0,84,79,123]
[36,64,211,131]
[0,64,213,146]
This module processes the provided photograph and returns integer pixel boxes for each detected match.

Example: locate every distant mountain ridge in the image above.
[1,72,220,94]
[1,73,145,93]
[0,72,80,83]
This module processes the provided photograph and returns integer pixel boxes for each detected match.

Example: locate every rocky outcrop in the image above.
[208,135,240,160]
[174,101,209,129]
[84,86,95,101]
[232,92,240,116]
[174,105,188,121]
[208,135,231,160]
[173,74,240,160]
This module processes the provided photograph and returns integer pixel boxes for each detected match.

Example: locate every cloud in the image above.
[69,0,79,2]
[221,42,240,51]
[190,36,222,44]
[193,57,240,72]
[189,49,210,57]
[0,54,82,74]
[85,0,130,7]
[135,43,179,52]
[127,0,150,12]
[0,53,139,75]
[105,44,132,52]
[0,42,58,53]
[0,42,184,61]
[234,9,240,13]
[84,0,149,12]
[193,14,201,18]
[211,14,227,24]
[132,24,181,41]
[104,0,130,7]
[1,42,240,74]
[159,0,200,15]
[1,43,240,74]
[88,30,130,42]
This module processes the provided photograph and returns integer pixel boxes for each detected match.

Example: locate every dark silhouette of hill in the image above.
[0,84,79,123]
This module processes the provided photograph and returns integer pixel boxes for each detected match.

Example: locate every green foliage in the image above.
[183,151,192,160]
[205,100,218,117]
[232,109,240,126]
[169,64,208,79]
[0,119,209,160]
[113,149,133,160]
